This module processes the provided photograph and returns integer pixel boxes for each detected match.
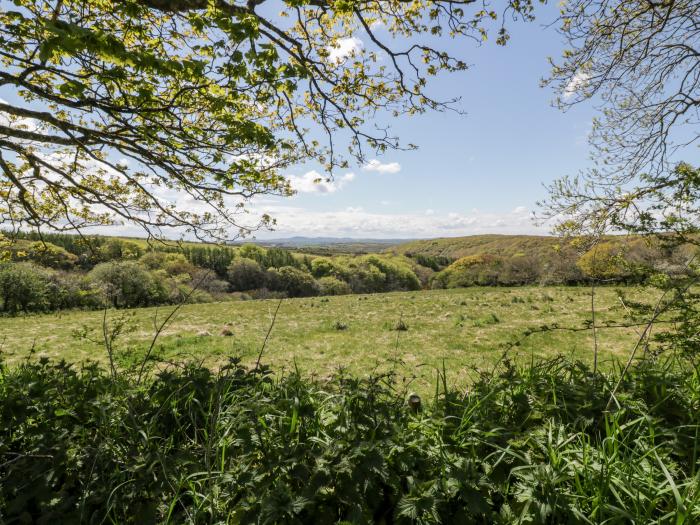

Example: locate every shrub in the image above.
[226,257,267,291]
[318,276,352,296]
[2,357,698,523]
[139,250,168,270]
[393,318,409,331]
[190,269,230,294]
[333,320,349,330]
[266,266,320,297]
[5,240,78,270]
[311,257,336,277]
[577,241,630,280]
[431,254,503,288]
[98,239,143,261]
[140,252,196,277]
[0,262,53,313]
[88,261,166,308]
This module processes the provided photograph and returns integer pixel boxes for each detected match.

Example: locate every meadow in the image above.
[1,285,653,392]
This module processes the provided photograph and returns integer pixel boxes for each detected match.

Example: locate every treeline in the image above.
[0,233,421,314]
[1,232,696,315]
[426,237,697,288]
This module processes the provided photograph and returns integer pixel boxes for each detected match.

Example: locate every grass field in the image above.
[0,286,655,391]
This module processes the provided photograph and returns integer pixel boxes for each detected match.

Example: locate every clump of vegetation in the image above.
[474,312,500,327]
[1,356,698,523]
[333,320,349,331]
[393,319,409,331]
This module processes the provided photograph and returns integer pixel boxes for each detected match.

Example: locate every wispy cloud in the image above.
[328,37,363,63]
[363,159,401,174]
[249,203,544,238]
[287,170,355,194]
[563,71,590,99]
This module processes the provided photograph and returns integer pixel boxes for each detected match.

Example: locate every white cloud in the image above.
[0,97,42,133]
[85,200,550,241]
[363,159,401,174]
[328,37,364,63]
[563,71,590,99]
[248,203,547,238]
[287,170,355,194]
[425,209,435,216]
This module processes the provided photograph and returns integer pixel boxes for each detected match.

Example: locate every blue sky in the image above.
[0,3,617,240]
[251,3,599,239]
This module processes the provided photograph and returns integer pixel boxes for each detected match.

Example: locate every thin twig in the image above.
[606,263,699,410]
[591,279,599,373]
[254,297,283,372]
[136,270,211,385]
[101,307,116,380]
[392,311,403,370]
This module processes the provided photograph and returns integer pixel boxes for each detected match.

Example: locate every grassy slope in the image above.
[0,286,650,392]
[387,234,565,260]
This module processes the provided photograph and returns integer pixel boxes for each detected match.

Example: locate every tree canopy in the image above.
[542,0,700,237]
[0,0,537,240]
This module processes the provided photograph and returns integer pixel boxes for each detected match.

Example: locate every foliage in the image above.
[226,257,266,292]
[0,0,539,240]
[408,253,452,271]
[182,245,236,277]
[1,356,698,523]
[2,239,78,270]
[266,265,320,298]
[431,254,504,288]
[545,0,700,180]
[88,261,167,308]
[0,262,54,313]
[317,276,351,296]
[576,241,629,280]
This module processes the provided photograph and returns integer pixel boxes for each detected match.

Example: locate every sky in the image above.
[0,3,607,241]
[248,3,598,240]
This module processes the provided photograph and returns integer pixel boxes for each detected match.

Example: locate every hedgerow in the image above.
[1,355,698,523]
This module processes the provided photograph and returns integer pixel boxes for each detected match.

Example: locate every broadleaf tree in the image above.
[541,0,700,364]
[542,0,700,232]
[0,0,538,241]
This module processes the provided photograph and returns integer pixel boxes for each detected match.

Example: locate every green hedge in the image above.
[1,356,698,523]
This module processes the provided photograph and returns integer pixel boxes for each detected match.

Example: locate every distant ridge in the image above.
[233,236,408,248]
[387,234,564,260]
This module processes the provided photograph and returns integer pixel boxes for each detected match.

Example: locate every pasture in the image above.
[0,285,654,391]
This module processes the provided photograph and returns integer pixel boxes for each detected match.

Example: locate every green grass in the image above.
[387,234,565,259]
[0,286,654,391]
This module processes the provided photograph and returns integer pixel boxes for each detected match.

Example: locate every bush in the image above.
[266,266,320,297]
[0,262,53,313]
[4,240,78,270]
[226,257,266,291]
[98,239,143,261]
[318,275,352,296]
[88,261,167,308]
[311,257,336,277]
[577,241,630,280]
[1,357,698,523]
[191,269,230,294]
[363,255,421,291]
[431,254,504,288]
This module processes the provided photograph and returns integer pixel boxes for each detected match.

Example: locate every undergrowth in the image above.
[1,355,699,524]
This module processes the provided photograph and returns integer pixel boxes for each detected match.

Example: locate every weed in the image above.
[1,355,698,523]
[393,319,409,331]
[333,320,349,331]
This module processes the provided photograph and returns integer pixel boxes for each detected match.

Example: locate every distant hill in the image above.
[387,235,566,260]
[235,236,408,254]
